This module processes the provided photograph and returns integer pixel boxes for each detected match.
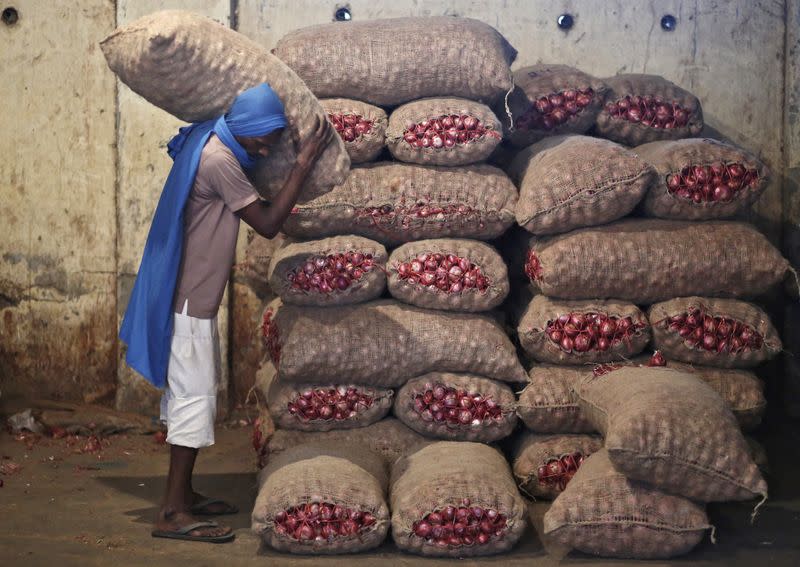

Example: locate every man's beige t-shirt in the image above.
[173,135,259,318]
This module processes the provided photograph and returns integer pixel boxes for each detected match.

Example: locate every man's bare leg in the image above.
[154,444,232,538]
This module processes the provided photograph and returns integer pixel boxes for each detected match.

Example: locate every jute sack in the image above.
[518,360,765,433]
[321,99,387,164]
[525,219,789,303]
[100,10,349,202]
[667,362,766,432]
[394,373,517,443]
[260,297,283,365]
[234,231,284,291]
[259,415,430,469]
[516,365,595,433]
[255,361,393,432]
[544,449,713,559]
[282,162,518,246]
[648,297,782,368]
[270,300,527,386]
[509,135,654,235]
[635,138,770,220]
[595,74,704,146]
[511,432,603,500]
[517,296,650,364]
[268,236,387,306]
[391,442,527,557]
[504,65,608,147]
[574,366,768,503]
[273,17,517,106]
[387,239,509,312]
[386,98,502,166]
[252,443,390,554]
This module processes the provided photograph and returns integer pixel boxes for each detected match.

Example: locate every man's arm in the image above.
[238,117,334,239]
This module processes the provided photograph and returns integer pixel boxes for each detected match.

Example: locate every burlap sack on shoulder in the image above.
[252,443,390,554]
[516,365,595,433]
[509,136,654,235]
[511,432,603,500]
[282,162,518,246]
[517,296,650,364]
[634,138,770,219]
[255,361,393,432]
[259,416,430,469]
[386,98,502,166]
[504,65,608,147]
[544,449,712,559]
[387,239,509,312]
[575,366,767,502]
[595,74,704,146]
[100,10,349,202]
[321,98,387,164]
[648,297,782,368]
[268,236,387,306]
[394,373,517,442]
[391,442,527,557]
[273,17,516,106]
[271,300,527,386]
[525,219,789,302]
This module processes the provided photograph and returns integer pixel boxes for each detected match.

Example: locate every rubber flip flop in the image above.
[151,521,235,543]
[190,498,239,516]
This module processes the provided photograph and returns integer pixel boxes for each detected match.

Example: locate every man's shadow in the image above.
[98,473,257,530]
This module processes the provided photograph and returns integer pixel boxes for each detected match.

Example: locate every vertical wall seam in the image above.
[112,0,122,402]
[782,0,790,249]
[230,0,239,29]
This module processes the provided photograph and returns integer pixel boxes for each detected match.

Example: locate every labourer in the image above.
[120,83,333,543]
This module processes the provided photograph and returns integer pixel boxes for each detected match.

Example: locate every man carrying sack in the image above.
[120,83,333,543]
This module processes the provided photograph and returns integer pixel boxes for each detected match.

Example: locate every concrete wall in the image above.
[0,1,117,403]
[1,0,797,414]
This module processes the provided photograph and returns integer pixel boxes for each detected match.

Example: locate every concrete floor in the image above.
[1,417,800,567]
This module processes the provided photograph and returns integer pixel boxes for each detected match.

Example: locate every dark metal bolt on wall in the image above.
[661,14,677,31]
[334,6,352,22]
[2,6,19,26]
[557,13,574,30]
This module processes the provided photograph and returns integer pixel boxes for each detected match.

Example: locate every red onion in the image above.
[544,311,646,354]
[328,112,374,143]
[537,451,584,491]
[287,251,374,295]
[274,501,378,541]
[412,505,508,547]
[666,162,758,205]
[402,113,500,150]
[412,382,504,426]
[660,304,764,354]
[516,88,597,132]
[606,95,692,129]
[395,252,490,294]
[287,386,375,422]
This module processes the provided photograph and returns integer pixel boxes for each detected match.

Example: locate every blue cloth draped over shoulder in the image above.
[119,83,287,388]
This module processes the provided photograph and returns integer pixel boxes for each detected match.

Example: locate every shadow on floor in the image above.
[97,473,258,531]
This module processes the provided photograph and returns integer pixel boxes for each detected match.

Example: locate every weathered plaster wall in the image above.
[1,0,797,415]
[0,1,117,403]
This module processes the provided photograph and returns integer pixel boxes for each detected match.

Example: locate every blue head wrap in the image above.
[120,83,287,387]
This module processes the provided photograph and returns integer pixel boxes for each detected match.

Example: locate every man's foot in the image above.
[153,510,234,543]
[189,492,239,516]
